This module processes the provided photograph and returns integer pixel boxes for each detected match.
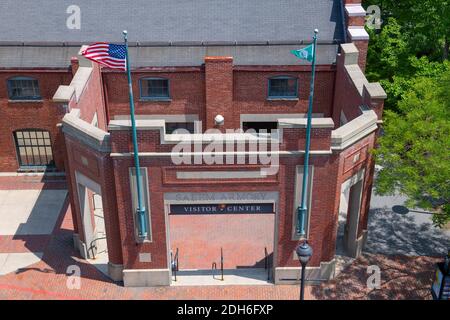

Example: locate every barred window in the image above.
[7,77,41,100]
[268,76,298,98]
[139,78,170,99]
[14,129,54,168]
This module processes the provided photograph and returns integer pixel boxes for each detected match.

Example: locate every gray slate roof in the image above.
[0,0,344,43]
[0,1,344,67]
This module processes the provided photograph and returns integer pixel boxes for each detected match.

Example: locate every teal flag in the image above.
[291,44,314,62]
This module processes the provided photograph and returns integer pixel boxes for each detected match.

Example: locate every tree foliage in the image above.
[373,70,450,226]
[364,0,450,110]
[363,1,450,226]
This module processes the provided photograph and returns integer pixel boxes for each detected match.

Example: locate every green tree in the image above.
[373,70,450,226]
[363,1,450,111]
[365,17,450,111]
[364,0,450,60]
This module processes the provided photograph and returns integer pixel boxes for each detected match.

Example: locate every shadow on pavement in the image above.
[365,207,450,256]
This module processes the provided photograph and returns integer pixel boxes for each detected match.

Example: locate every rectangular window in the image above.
[242,122,278,133]
[268,77,298,98]
[14,130,54,169]
[140,78,170,100]
[129,167,152,242]
[165,122,195,134]
[8,78,41,100]
[292,165,314,239]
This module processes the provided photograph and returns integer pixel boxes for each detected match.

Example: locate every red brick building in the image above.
[0,0,386,286]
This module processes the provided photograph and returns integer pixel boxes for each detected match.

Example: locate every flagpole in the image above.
[297,29,318,236]
[123,30,147,239]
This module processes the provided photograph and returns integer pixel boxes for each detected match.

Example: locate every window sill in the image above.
[139,98,172,102]
[8,99,43,103]
[136,238,152,244]
[17,166,55,172]
[267,97,299,101]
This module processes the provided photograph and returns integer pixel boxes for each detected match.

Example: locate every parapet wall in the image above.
[332,43,386,127]
[53,46,108,131]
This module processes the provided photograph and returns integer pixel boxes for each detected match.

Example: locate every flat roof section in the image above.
[0,44,339,68]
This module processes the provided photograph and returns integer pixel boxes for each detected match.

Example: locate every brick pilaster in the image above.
[344,0,369,72]
[204,56,234,131]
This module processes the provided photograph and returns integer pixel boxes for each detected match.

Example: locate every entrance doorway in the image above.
[165,192,278,285]
[335,171,365,275]
[75,172,109,277]
[336,171,365,256]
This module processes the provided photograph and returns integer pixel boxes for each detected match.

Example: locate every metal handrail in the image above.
[265,247,271,281]
[220,247,224,281]
[212,248,224,281]
[88,236,107,259]
[212,262,218,279]
[264,247,268,269]
[171,248,179,281]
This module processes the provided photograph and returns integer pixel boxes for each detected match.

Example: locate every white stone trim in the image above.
[345,4,366,17]
[0,172,65,177]
[108,262,124,281]
[123,268,171,287]
[114,114,199,122]
[163,191,279,204]
[347,26,370,41]
[331,110,378,151]
[341,43,360,65]
[75,170,102,194]
[345,64,369,95]
[52,67,93,103]
[176,170,267,180]
[339,169,366,258]
[340,110,348,126]
[62,109,111,152]
[139,253,152,263]
[109,117,335,145]
[274,259,336,284]
[240,113,324,125]
[278,117,334,129]
[91,112,98,127]
[53,85,75,103]
[110,149,333,158]
[109,118,283,144]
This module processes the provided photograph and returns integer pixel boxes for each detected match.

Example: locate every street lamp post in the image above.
[296,241,313,300]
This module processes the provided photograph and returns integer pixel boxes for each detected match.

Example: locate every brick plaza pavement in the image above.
[0,176,438,300]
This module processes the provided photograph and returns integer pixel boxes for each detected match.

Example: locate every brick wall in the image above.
[103,68,205,122]
[233,68,336,120]
[74,63,108,130]
[103,61,337,132]
[0,70,72,171]
[64,135,123,266]
[111,155,344,270]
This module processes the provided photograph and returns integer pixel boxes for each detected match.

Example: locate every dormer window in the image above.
[268,76,298,98]
[139,78,170,100]
[7,77,41,100]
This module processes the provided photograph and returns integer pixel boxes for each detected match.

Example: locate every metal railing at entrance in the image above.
[88,236,107,259]
[265,247,271,281]
[212,247,224,281]
[171,248,179,281]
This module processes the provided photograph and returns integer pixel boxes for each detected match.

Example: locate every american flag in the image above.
[81,42,127,71]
